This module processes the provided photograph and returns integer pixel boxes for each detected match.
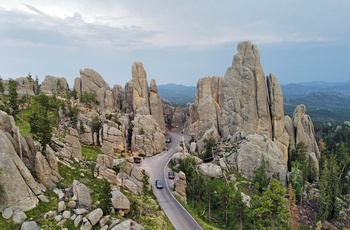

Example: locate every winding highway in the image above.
[139,132,203,230]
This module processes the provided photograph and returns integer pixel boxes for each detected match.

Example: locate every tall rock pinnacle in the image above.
[132,62,150,115]
[220,41,271,139]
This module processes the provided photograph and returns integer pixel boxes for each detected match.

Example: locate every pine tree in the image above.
[251,178,290,229]
[99,178,112,215]
[8,79,19,117]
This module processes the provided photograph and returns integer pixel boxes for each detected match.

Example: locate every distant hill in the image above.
[282,81,350,124]
[158,84,196,107]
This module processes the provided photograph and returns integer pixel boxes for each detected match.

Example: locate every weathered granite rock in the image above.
[220,41,271,140]
[20,221,40,230]
[132,62,150,115]
[198,163,223,178]
[40,75,69,96]
[2,207,13,219]
[173,171,187,202]
[237,134,287,183]
[149,78,166,133]
[131,114,165,156]
[87,208,103,226]
[193,76,222,152]
[12,209,27,224]
[111,189,130,210]
[116,159,147,194]
[58,201,66,213]
[64,128,82,160]
[72,180,92,210]
[267,73,289,162]
[122,81,134,113]
[101,123,126,156]
[292,104,320,159]
[16,77,36,97]
[110,219,144,230]
[35,149,61,189]
[0,129,42,211]
[112,84,124,112]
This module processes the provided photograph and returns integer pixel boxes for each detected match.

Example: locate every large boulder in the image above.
[101,123,126,156]
[237,134,287,183]
[40,75,69,96]
[173,171,187,202]
[198,163,223,178]
[110,219,144,230]
[35,149,61,189]
[72,180,92,210]
[111,189,130,210]
[64,128,82,160]
[0,112,43,212]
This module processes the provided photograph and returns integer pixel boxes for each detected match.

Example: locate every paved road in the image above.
[139,132,203,230]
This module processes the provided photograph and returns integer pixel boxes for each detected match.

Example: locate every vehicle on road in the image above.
[168,171,175,179]
[155,180,164,189]
[133,157,141,163]
[165,137,172,143]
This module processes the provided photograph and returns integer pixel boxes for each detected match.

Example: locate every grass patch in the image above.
[15,108,32,136]
[82,145,102,161]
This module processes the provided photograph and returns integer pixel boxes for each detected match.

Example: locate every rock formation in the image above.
[40,75,69,96]
[220,41,271,140]
[131,114,165,156]
[74,68,115,113]
[0,111,44,211]
[149,78,166,133]
[132,62,150,115]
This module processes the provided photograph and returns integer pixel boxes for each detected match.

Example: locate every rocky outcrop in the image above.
[0,111,43,211]
[101,121,127,156]
[111,189,130,211]
[173,171,187,202]
[149,78,166,133]
[123,81,133,113]
[117,157,147,194]
[220,41,271,140]
[94,154,119,186]
[267,73,290,162]
[40,75,69,96]
[198,163,223,178]
[131,114,165,156]
[72,180,92,210]
[74,68,115,113]
[35,147,61,189]
[64,128,82,160]
[193,76,222,152]
[292,104,320,159]
[132,62,150,115]
[16,77,37,97]
[237,134,287,183]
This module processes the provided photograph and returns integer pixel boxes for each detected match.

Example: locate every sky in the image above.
[1,1,349,88]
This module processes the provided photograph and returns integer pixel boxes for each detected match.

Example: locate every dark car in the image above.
[133,157,141,163]
[155,180,164,189]
[168,171,175,179]
[165,137,172,143]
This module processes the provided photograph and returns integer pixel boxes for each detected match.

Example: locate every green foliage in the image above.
[99,178,112,215]
[253,161,269,193]
[82,145,102,161]
[29,94,54,152]
[251,178,290,229]
[0,168,4,194]
[0,77,4,94]
[80,91,98,108]
[289,142,310,181]
[71,88,78,100]
[92,115,102,145]
[318,154,341,221]
[67,104,79,128]
[8,78,19,117]
[139,127,145,135]
[289,162,305,204]
[201,134,216,160]
[79,120,85,134]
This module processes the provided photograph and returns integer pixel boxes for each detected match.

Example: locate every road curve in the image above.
[139,131,203,230]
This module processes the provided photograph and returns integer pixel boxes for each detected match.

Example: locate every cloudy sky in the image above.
[1,1,349,87]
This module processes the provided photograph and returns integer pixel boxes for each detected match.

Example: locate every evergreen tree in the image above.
[253,161,269,193]
[0,77,4,94]
[251,178,290,229]
[228,189,250,230]
[29,94,53,152]
[92,115,102,145]
[99,178,112,215]
[319,155,340,221]
[289,162,305,204]
[8,79,19,117]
